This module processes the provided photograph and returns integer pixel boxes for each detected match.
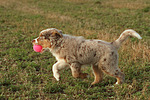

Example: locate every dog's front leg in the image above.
[52,61,68,81]
[70,63,88,79]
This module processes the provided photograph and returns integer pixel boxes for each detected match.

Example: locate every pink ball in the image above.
[33,45,42,52]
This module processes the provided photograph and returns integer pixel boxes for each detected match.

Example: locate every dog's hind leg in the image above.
[100,63,125,84]
[91,65,103,85]
[101,66,125,84]
[100,54,125,84]
[70,63,88,79]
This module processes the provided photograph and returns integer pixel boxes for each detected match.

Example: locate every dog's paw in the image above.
[91,81,98,86]
[53,74,60,81]
[79,73,89,79]
[55,78,60,81]
[115,81,119,85]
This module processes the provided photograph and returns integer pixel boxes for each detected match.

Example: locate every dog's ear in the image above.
[51,30,63,39]
[44,33,51,40]
[40,29,63,40]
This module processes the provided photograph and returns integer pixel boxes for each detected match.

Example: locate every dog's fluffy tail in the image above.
[112,29,142,49]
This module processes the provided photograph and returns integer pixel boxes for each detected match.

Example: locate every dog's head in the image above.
[32,28,63,53]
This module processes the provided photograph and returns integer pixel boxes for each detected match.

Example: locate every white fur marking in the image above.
[34,37,39,43]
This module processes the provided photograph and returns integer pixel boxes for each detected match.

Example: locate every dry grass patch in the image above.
[0,0,75,23]
[102,0,150,9]
[65,0,92,3]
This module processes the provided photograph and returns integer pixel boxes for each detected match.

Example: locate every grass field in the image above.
[0,0,150,99]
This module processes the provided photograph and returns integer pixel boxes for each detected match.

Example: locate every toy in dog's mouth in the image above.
[33,45,43,52]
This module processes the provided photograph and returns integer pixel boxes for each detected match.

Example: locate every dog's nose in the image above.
[32,39,35,43]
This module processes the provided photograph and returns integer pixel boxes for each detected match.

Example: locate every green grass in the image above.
[0,0,150,99]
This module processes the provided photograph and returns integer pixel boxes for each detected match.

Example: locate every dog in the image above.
[32,28,142,85]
